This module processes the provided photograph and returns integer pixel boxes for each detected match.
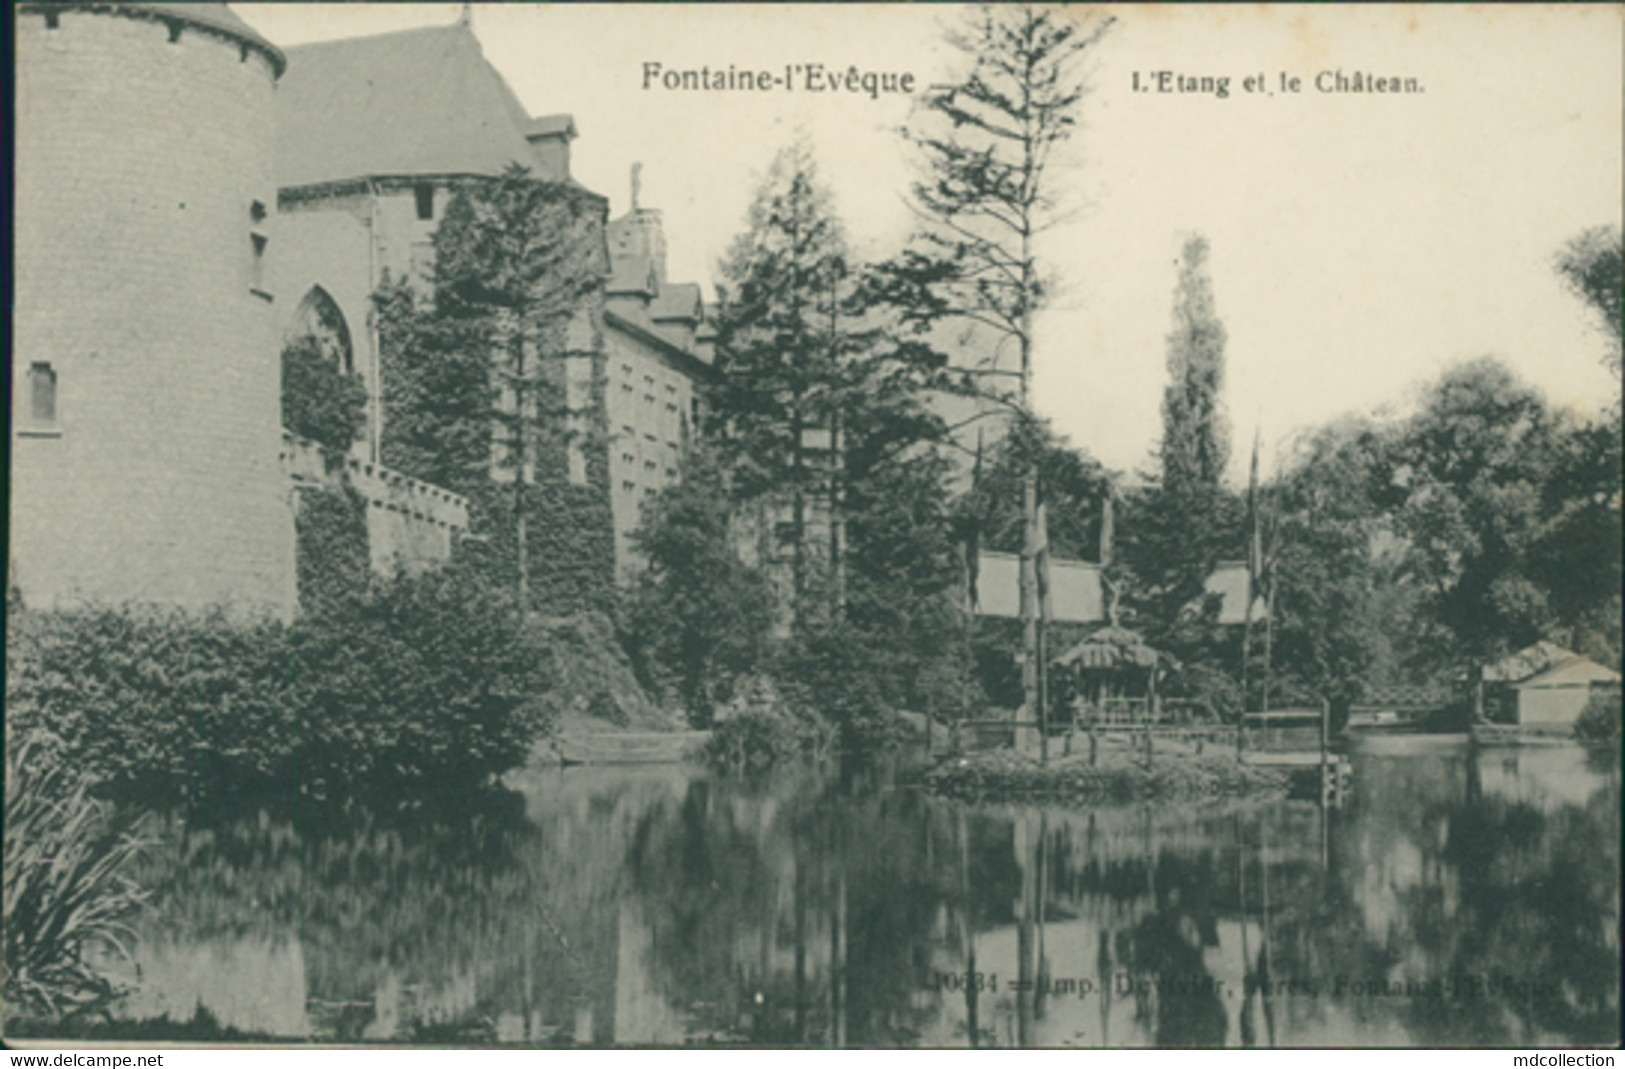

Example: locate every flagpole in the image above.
[1242,428,1262,714]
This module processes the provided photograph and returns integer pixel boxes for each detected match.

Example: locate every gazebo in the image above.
[1053,626,1165,726]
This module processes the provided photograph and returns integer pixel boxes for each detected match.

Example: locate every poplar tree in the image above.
[1160,234,1230,505]
[1121,233,1237,659]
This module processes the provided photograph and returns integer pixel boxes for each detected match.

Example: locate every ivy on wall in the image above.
[282,333,368,457]
[295,483,370,615]
[372,169,617,617]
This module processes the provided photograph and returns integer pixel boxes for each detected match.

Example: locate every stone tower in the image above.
[13,3,297,618]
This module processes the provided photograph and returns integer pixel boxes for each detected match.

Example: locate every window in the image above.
[622,363,634,376]
[28,362,57,425]
[249,233,269,298]
[644,375,654,387]
[292,286,354,373]
[622,480,636,493]
[622,452,635,465]
[666,383,677,394]
[621,383,633,394]
[414,184,435,221]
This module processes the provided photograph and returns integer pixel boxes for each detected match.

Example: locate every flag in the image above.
[1099,487,1115,568]
[964,428,985,611]
[1245,428,1263,593]
[1034,500,1052,625]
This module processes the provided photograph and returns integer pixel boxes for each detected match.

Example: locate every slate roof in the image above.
[24,2,285,74]
[276,23,539,189]
[651,282,703,323]
[526,114,577,140]
[606,256,659,297]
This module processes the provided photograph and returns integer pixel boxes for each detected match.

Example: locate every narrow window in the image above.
[29,363,57,424]
[415,184,435,221]
[250,233,269,297]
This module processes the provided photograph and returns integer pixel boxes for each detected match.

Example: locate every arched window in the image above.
[292,286,354,374]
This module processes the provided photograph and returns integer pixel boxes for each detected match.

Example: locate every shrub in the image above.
[285,561,554,797]
[282,334,368,455]
[774,622,908,752]
[5,608,290,801]
[3,733,148,1024]
[5,562,556,807]
[705,676,833,770]
[1573,687,1621,745]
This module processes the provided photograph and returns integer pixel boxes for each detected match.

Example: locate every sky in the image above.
[236,3,1623,485]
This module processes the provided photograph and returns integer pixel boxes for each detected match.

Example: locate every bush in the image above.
[3,733,148,1024]
[1573,688,1621,745]
[5,563,555,807]
[704,676,834,770]
[282,334,368,455]
[284,562,555,798]
[774,622,909,752]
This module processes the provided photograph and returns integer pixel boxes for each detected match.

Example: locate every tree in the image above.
[1386,358,1566,694]
[711,143,850,618]
[1555,225,1623,374]
[960,420,1112,561]
[1266,418,1393,722]
[875,4,1116,744]
[624,446,775,724]
[1160,234,1231,502]
[377,166,611,612]
[281,333,368,457]
[1117,234,1240,667]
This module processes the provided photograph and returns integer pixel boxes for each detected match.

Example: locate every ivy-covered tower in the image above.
[12,3,297,617]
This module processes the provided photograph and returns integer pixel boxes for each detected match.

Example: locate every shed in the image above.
[1483,643,1621,726]
[1053,626,1164,721]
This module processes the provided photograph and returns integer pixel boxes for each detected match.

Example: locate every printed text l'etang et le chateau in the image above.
[1133,69,1424,98]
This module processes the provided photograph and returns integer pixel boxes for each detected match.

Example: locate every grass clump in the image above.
[3,733,149,1024]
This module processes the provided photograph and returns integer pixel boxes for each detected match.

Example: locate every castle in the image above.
[12,3,716,617]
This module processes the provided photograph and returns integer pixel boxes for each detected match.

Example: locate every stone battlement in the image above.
[282,432,468,577]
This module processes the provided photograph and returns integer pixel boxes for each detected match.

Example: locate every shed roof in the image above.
[1483,641,1589,684]
[973,552,1104,624]
[276,23,538,189]
[1055,627,1160,670]
[1204,562,1267,625]
[1514,656,1621,690]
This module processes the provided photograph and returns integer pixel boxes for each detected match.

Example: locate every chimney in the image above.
[525,114,577,183]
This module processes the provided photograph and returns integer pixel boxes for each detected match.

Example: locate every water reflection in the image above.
[94,741,1618,1046]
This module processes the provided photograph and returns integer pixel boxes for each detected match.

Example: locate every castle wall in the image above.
[271,206,378,459]
[604,325,699,578]
[13,7,295,618]
[282,433,468,577]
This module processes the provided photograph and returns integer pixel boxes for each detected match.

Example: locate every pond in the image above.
[79,739,1621,1046]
